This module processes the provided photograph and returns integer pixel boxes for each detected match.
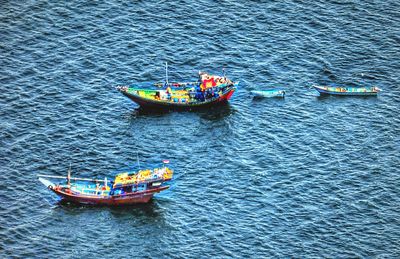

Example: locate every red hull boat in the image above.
[38,164,173,206]
[49,184,168,205]
[119,87,236,110]
[118,69,238,110]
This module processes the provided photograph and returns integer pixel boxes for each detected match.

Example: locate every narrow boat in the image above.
[313,85,380,96]
[117,64,238,110]
[38,163,173,206]
[252,89,285,98]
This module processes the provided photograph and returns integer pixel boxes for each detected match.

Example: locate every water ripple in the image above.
[1,0,400,257]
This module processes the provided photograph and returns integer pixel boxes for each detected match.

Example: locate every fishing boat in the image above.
[117,64,238,110]
[252,89,285,98]
[38,162,173,206]
[313,85,380,96]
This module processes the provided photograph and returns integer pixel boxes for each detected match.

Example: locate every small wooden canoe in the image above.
[252,89,285,98]
[313,85,380,96]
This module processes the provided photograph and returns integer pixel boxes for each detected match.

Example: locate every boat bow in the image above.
[38,177,55,188]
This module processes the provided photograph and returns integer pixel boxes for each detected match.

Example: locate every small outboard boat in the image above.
[313,85,380,96]
[252,89,285,98]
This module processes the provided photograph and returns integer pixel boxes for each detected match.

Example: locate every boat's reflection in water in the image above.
[55,198,166,219]
[130,102,235,121]
[316,94,379,101]
[196,102,235,121]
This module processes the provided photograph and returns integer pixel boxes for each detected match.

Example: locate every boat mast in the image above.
[165,62,169,85]
[137,152,141,170]
[67,163,71,187]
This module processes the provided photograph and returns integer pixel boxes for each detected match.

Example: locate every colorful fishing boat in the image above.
[313,85,380,96]
[117,64,238,110]
[38,163,173,206]
[252,89,285,98]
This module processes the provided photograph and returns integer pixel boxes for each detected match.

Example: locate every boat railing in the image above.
[154,81,199,87]
[113,177,168,188]
[70,184,110,196]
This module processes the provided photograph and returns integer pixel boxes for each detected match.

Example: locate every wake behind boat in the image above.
[117,65,238,110]
[38,162,173,206]
[313,85,380,96]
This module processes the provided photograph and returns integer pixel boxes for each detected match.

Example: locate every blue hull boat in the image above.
[252,89,285,98]
[313,85,380,96]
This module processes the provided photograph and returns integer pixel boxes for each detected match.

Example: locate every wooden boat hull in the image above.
[314,85,379,96]
[120,87,236,110]
[50,185,169,206]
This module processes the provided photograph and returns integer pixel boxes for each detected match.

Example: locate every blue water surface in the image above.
[1,0,400,257]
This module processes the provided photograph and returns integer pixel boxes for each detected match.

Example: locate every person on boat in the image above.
[200,75,207,92]
[166,86,172,100]
[95,182,100,195]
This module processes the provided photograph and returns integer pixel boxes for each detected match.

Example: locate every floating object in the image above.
[38,164,173,206]
[252,89,285,98]
[313,85,380,96]
[117,64,238,110]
